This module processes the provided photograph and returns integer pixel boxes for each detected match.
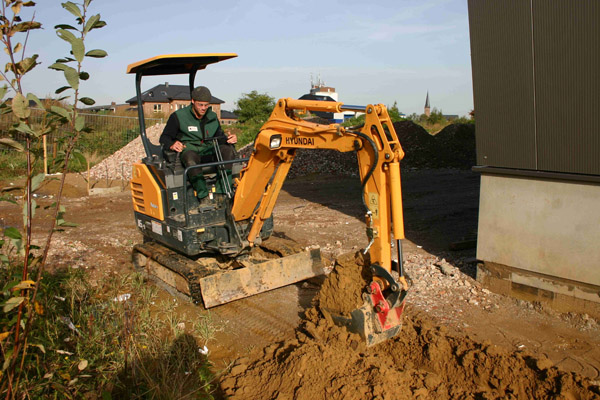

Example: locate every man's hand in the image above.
[170,141,185,152]
[226,131,237,145]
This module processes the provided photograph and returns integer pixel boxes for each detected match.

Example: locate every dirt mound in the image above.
[238,122,476,179]
[393,121,476,169]
[220,252,600,399]
[393,120,437,169]
[431,123,477,169]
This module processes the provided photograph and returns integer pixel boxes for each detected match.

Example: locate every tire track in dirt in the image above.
[208,284,317,363]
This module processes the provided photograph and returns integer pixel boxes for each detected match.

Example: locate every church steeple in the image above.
[424,91,431,117]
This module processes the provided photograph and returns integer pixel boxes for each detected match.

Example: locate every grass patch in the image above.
[0,150,29,181]
[0,149,110,182]
[1,265,219,399]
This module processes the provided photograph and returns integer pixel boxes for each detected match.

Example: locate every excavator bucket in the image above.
[321,263,408,347]
[132,239,325,308]
[325,283,407,347]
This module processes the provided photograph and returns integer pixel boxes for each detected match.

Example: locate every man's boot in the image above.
[190,174,209,199]
[198,195,213,208]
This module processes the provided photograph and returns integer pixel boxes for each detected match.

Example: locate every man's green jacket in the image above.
[159,105,227,156]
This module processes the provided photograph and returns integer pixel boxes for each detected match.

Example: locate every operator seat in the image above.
[162,147,219,194]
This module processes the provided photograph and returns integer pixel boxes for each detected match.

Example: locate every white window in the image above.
[153,104,162,113]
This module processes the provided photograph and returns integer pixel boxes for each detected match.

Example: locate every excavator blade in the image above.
[200,248,323,308]
[132,241,324,308]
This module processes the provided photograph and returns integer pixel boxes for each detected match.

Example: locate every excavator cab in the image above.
[127,54,322,308]
[127,54,259,255]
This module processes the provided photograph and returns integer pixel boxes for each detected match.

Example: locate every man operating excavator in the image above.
[159,86,237,203]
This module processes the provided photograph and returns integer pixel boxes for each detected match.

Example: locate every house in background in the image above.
[126,82,224,119]
[84,101,131,114]
[220,110,238,125]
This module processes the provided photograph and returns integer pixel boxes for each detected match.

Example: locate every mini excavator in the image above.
[128,54,408,345]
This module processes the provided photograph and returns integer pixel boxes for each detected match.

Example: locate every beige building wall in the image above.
[477,174,600,287]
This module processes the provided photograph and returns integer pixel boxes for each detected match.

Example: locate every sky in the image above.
[7,0,474,117]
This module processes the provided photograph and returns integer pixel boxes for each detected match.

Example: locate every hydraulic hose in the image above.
[346,129,379,212]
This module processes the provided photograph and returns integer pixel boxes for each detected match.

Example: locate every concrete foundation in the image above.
[476,173,600,315]
[477,261,600,318]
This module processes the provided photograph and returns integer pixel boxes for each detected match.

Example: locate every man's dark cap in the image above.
[191,86,212,102]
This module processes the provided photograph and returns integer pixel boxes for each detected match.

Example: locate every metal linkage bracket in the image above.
[369,264,408,310]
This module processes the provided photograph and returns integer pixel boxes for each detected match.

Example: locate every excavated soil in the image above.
[221,254,599,400]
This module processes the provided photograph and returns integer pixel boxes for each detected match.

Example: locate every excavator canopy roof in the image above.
[126,53,237,76]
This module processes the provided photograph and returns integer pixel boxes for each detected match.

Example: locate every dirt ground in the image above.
[1,170,599,399]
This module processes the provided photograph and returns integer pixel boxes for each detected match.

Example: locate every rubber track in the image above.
[132,236,307,307]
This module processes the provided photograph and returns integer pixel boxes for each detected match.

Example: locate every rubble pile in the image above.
[429,123,477,169]
[88,123,164,181]
[89,121,475,181]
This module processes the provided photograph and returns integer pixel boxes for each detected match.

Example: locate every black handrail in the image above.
[135,72,151,159]
[182,158,249,226]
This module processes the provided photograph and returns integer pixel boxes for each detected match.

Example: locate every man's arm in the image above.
[159,113,181,149]
[214,121,238,146]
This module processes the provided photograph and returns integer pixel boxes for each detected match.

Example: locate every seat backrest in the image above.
[147,142,164,161]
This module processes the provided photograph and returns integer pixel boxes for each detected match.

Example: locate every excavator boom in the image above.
[233,98,406,271]
[228,98,409,345]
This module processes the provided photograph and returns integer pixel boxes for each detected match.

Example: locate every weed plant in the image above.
[0,261,218,399]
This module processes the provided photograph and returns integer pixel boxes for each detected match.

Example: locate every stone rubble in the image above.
[88,123,164,181]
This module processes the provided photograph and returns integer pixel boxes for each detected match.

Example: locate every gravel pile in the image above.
[89,121,475,181]
[88,123,164,181]
[403,251,600,333]
[404,252,498,325]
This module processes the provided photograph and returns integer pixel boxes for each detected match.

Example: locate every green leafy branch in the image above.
[0,1,107,397]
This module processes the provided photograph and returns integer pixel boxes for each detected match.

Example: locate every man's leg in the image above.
[215,144,237,194]
[219,144,237,162]
[181,150,209,199]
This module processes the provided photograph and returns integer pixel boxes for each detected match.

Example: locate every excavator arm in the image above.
[232,98,409,345]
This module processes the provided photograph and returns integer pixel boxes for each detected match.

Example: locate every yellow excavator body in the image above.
[127,54,408,345]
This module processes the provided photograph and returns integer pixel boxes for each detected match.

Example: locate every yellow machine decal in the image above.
[284,136,315,147]
[130,163,164,221]
[368,193,380,219]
